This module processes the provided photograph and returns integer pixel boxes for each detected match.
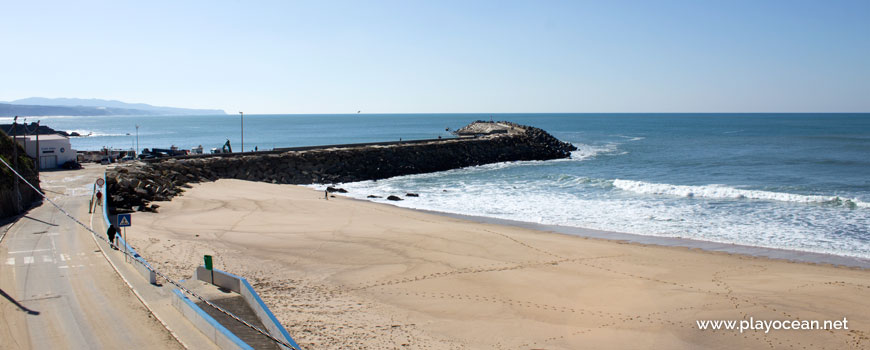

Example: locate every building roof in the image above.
[14,134,70,141]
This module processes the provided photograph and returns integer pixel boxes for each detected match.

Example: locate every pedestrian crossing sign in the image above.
[118,214,132,227]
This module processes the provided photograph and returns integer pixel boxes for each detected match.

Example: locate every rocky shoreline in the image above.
[107,121,576,214]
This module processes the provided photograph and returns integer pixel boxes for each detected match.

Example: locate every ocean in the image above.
[5,113,869,260]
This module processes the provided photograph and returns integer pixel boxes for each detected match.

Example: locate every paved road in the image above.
[0,165,182,349]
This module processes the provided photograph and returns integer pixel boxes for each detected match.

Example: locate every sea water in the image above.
[6,113,868,260]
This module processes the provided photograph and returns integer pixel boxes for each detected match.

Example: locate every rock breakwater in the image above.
[107,121,576,213]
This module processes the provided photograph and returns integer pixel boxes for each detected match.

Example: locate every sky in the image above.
[1,0,868,114]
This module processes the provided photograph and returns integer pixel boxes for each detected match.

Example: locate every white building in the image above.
[14,134,77,169]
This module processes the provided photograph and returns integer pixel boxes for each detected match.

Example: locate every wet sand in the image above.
[130,179,870,349]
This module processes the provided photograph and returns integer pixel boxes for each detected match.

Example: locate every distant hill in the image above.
[0,103,153,117]
[2,97,226,116]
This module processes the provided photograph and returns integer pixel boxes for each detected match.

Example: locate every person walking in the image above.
[107,224,118,250]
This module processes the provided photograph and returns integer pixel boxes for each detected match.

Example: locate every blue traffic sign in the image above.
[118,213,132,227]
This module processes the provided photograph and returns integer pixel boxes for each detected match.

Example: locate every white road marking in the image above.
[58,264,86,269]
[5,257,14,265]
[42,255,53,263]
[7,248,52,254]
[23,256,34,264]
[60,254,70,262]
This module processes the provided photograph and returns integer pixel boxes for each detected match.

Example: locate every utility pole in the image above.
[36,120,40,175]
[11,116,21,213]
[22,118,27,158]
[135,124,140,159]
[239,112,244,152]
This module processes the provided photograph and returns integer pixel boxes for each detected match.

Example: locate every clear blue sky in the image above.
[1,0,868,113]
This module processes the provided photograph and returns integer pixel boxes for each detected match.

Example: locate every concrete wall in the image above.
[195,266,241,292]
[171,289,255,350]
[195,267,300,350]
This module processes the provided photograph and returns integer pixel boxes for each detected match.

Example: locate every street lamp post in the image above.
[239,111,244,153]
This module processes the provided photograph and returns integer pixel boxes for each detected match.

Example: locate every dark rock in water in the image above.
[69,132,81,137]
[387,195,403,201]
[367,195,381,198]
[326,186,348,193]
[405,193,419,197]
[337,188,348,193]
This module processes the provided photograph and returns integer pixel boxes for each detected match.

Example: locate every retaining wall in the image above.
[194,267,300,350]
[171,289,255,350]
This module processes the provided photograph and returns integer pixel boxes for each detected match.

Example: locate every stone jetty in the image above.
[107,121,576,213]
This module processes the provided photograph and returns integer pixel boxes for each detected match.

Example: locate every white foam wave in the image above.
[570,142,621,160]
[614,135,646,141]
[612,179,869,208]
[320,177,870,260]
[65,129,128,137]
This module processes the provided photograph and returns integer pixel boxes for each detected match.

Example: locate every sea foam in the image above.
[612,179,869,208]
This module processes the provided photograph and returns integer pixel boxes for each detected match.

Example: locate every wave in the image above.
[612,179,869,208]
[614,135,646,141]
[569,142,622,160]
[65,129,129,137]
[325,177,870,260]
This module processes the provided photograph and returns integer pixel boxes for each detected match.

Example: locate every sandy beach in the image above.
[128,179,870,349]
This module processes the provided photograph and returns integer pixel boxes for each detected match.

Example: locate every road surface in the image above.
[0,165,182,349]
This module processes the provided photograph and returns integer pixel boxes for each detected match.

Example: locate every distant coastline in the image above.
[0,97,225,117]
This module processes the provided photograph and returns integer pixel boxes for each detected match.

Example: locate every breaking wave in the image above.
[65,129,128,137]
[612,179,869,208]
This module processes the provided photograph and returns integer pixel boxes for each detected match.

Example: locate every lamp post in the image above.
[239,111,244,153]
[11,116,21,213]
[135,124,140,158]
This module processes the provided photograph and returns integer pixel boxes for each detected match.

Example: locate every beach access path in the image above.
[129,179,870,350]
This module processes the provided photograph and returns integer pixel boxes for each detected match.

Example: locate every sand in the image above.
[128,179,870,349]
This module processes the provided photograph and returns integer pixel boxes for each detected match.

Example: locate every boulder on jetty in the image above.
[107,121,576,213]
